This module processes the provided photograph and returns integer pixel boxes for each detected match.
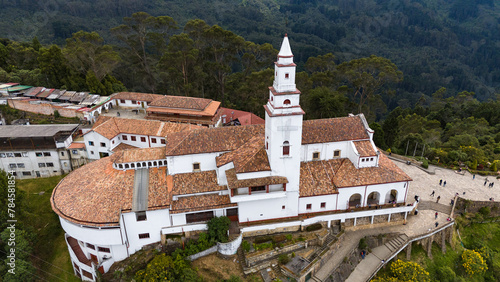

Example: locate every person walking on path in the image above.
[473,174,475,179]
[430,190,435,197]
[439,179,443,185]
[435,212,438,219]
[484,180,488,186]
[443,180,447,187]
[435,222,439,228]
[436,196,441,203]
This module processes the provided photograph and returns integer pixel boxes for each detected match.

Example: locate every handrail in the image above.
[367,221,455,281]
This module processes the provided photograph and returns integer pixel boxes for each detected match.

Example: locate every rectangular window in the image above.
[38,163,46,167]
[320,202,326,208]
[186,211,214,224]
[82,269,93,280]
[120,99,125,103]
[334,150,340,157]
[131,136,136,141]
[100,142,106,147]
[46,163,54,167]
[22,152,28,157]
[17,163,25,168]
[43,152,51,157]
[282,205,285,210]
[0,153,5,158]
[151,138,157,143]
[140,137,146,142]
[86,243,95,250]
[7,153,14,157]
[97,247,110,253]
[22,171,31,176]
[72,150,78,155]
[313,152,320,160]
[35,152,43,157]
[138,233,150,239]
[306,204,312,210]
[61,151,65,156]
[90,151,94,155]
[9,163,16,169]
[285,73,289,79]
[193,163,200,171]
[136,211,147,221]
[122,135,128,141]
[161,139,166,144]
[251,186,266,192]
[88,141,94,146]
[14,153,22,157]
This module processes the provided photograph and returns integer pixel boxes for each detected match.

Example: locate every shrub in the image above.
[254,235,272,244]
[285,234,293,241]
[462,249,487,276]
[241,240,251,252]
[389,260,430,281]
[54,110,60,118]
[273,234,286,243]
[305,223,322,232]
[358,238,368,250]
[422,159,429,169]
[479,206,490,217]
[207,216,231,243]
[491,161,498,172]
[278,254,290,265]
[254,242,273,251]
[471,159,478,170]
[436,266,456,282]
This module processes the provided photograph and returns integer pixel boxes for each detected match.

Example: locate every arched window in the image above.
[125,164,129,169]
[284,99,291,106]
[283,141,290,156]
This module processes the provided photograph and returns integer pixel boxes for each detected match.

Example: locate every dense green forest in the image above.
[0,3,499,170]
[1,0,499,103]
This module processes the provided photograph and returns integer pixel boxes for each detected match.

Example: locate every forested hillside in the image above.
[1,0,499,103]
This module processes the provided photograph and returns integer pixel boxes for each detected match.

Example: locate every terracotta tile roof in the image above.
[165,124,265,156]
[216,136,270,173]
[146,101,221,117]
[354,140,377,157]
[148,167,171,209]
[221,108,265,125]
[111,92,164,103]
[112,142,139,152]
[51,155,173,226]
[170,194,236,214]
[332,153,412,188]
[149,95,212,110]
[90,116,201,139]
[299,160,342,197]
[68,142,85,149]
[172,170,226,196]
[51,155,135,226]
[113,147,166,163]
[302,115,369,144]
[225,168,288,189]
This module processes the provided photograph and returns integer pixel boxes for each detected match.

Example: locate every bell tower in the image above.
[264,35,304,216]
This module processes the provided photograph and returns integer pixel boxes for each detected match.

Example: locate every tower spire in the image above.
[278,34,293,58]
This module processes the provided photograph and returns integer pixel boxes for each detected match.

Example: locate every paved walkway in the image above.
[313,163,496,281]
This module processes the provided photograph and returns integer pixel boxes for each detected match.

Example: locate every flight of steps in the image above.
[384,234,409,252]
[308,233,336,262]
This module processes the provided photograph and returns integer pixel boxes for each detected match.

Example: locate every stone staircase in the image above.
[418,201,453,214]
[308,233,336,262]
[237,247,246,267]
[384,234,409,252]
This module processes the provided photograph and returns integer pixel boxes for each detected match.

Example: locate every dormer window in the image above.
[283,141,290,156]
[284,99,291,106]
[193,162,200,171]
[313,152,320,160]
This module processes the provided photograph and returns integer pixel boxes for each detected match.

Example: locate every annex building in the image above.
[51,35,412,281]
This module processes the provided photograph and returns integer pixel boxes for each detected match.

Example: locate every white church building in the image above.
[51,35,412,280]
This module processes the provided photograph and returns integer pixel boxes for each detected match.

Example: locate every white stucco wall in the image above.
[167,152,220,175]
[0,149,64,178]
[121,209,170,254]
[298,194,338,214]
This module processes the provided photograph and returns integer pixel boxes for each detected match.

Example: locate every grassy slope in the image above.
[17,175,79,282]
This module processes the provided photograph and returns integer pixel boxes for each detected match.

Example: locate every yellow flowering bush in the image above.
[389,259,430,282]
[462,249,487,276]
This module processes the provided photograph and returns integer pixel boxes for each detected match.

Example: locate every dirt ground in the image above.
[192,253,262,281]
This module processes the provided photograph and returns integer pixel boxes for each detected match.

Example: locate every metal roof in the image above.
[70,92,88,103]
[59,91,76,100]
[0,124,79,138]
[47,89,66,100]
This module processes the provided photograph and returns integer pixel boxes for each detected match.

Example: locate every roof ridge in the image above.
[166,131,193,155]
